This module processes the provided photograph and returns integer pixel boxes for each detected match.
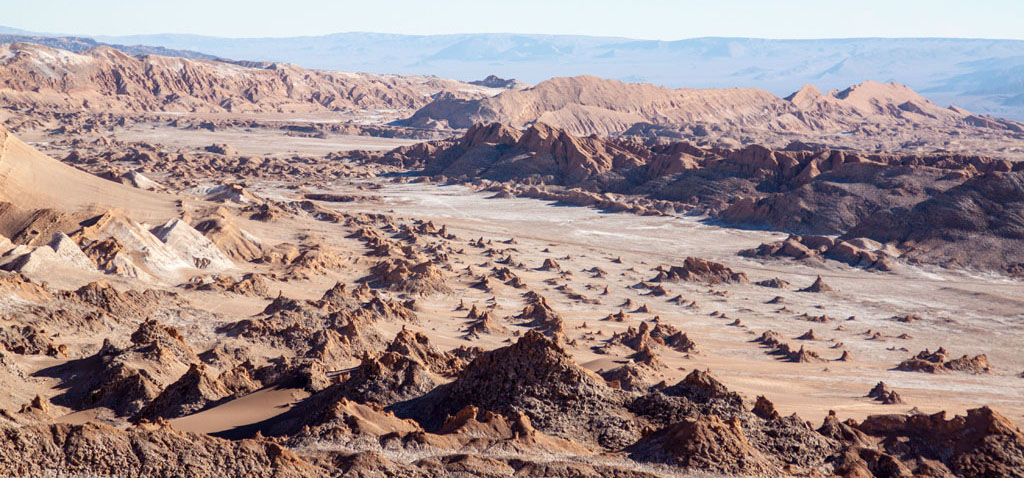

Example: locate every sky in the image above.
[0,0,1021,40]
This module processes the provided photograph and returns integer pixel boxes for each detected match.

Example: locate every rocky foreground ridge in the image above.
[2,318,1023,477]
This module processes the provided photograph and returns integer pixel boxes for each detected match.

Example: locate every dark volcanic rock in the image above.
[627,415,774,475]
[392,330,639,449]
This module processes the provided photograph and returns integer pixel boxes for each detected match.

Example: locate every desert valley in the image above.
[0,25,1021,478]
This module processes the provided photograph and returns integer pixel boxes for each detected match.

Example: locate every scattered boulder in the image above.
[891,313,923,323]
[866,381,903,404]
[755,278,791,289]
[204,143,239,156]
[540,258,561,271]
[752,395,780,421]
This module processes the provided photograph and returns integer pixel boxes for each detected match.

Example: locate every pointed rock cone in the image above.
[796,329,818,340]
[800,275,834,293]
[790,345,825,363]
[471,275,492,291]
[867,381,903,404]
[867,381,890,399]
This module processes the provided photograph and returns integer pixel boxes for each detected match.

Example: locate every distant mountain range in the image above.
[0,26,219,61]
[1,27,1023,119]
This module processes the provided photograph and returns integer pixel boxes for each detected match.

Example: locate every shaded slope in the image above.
[846,171,1024,271]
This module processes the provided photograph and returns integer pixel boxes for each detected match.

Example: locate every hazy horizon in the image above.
[3,0,1023,41]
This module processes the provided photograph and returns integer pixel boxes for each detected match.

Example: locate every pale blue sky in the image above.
[2,0,1021,40]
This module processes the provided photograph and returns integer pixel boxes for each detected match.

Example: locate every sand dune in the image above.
[0,126,176,220]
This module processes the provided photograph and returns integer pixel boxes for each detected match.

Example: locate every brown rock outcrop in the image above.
[464,311,508,337]
[651,258,749,285]
[0,324,65,357]
[606,321,697,354]
[752,395,781,421]
[897,348,992,374]
[183,273,272,297]
[853,407,1024,477]
[368,258,451,295]
[742,234,896,271]
[360,120,1024,275]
